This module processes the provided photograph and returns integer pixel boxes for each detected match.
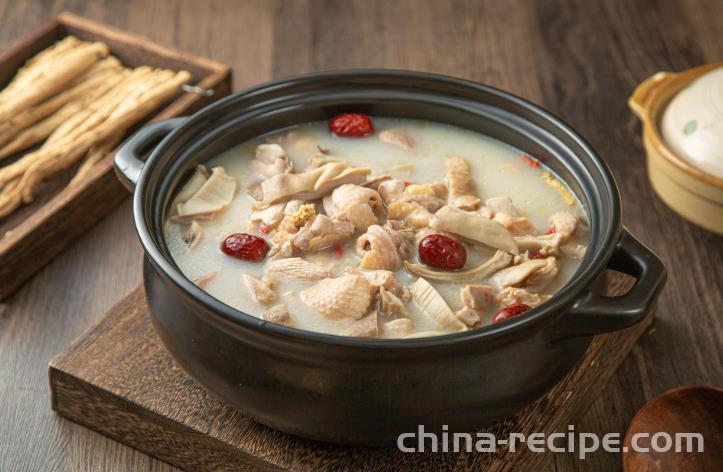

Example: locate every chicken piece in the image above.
[252,143,293,177]
[379,286,410,318]
[265,202,316,255]
[261,304,293,326]
[496,287,551,308]
[182,220,203,249]
[379,129,414,150]
[177,167,237,220]
[561,243,587,260]
[491,257,559,291]
[513,233,562,256]
[266,257,331,281]
[242,274,276,305]
[293,215,355,251]
[355,224,413,271]
[378,179,405,204]
[549,211,579,244]
[485,196,519,216]
[253,162,370,210]
[431,205,518,254]
[400,184,446,212]
[193,271,217,288]
[301,274,372,320]
[445,156,480,210]
[455,284,494,328]
[347,268,411,301]
[387,200,433,229]
[461,284,495,313]
[454,307,481,328]
[175,165,209,205]
[409,278,468,332]
[323,184,383,232]
[381,318,415,337]
[403,250,512,283]
[484,196,529,231]
[340,311,379,337]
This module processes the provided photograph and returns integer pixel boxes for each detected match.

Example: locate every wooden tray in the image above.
[49,273,652,471]
[0,12,231,300]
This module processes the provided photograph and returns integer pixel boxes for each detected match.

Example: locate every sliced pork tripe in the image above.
[355,224,413,271]
[174,165,209,204]
[176,166,237,220]
[340,311,379,338]
[261,304,293,327]
[409,277,468,332]
[431,205,518,254]
[241,274,276,305]
[300,273,372,320]
[379,129,414,151]
[293,214,355,251]
[251,143,293,177]
[265,257,331,281]
[496,287,551,308]
[513,233,562,256]
[445,156,480,210]
[403,249,512,283]
[323,184,383,232]
[249,201,287,228]
[490,256,560,291]
[252,162,370,210]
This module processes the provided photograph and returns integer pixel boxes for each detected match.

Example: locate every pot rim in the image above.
[133,69,622,348]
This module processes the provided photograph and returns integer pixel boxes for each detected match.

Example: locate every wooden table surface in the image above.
[0,1,720,471]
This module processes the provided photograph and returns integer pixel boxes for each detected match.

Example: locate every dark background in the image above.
[0,0,721,470]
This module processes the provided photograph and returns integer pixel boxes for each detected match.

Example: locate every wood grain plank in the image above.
[47,273,648,472]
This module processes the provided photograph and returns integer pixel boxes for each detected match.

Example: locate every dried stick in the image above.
[0,59,123,148]
[0,36,82,106]
[0,70,128,161]
[70,130,124,185]
[19,70,191,204]
[0,42,109,119]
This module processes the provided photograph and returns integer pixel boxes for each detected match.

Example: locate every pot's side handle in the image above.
[114,117,188,191]
[550,229,667,340]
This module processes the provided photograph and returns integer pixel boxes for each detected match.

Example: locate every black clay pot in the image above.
[115,70,666,446]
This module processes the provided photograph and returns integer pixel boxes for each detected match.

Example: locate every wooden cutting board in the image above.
[49,272,651,471]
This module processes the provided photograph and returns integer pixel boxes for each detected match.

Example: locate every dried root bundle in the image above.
[0,36,192,220]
